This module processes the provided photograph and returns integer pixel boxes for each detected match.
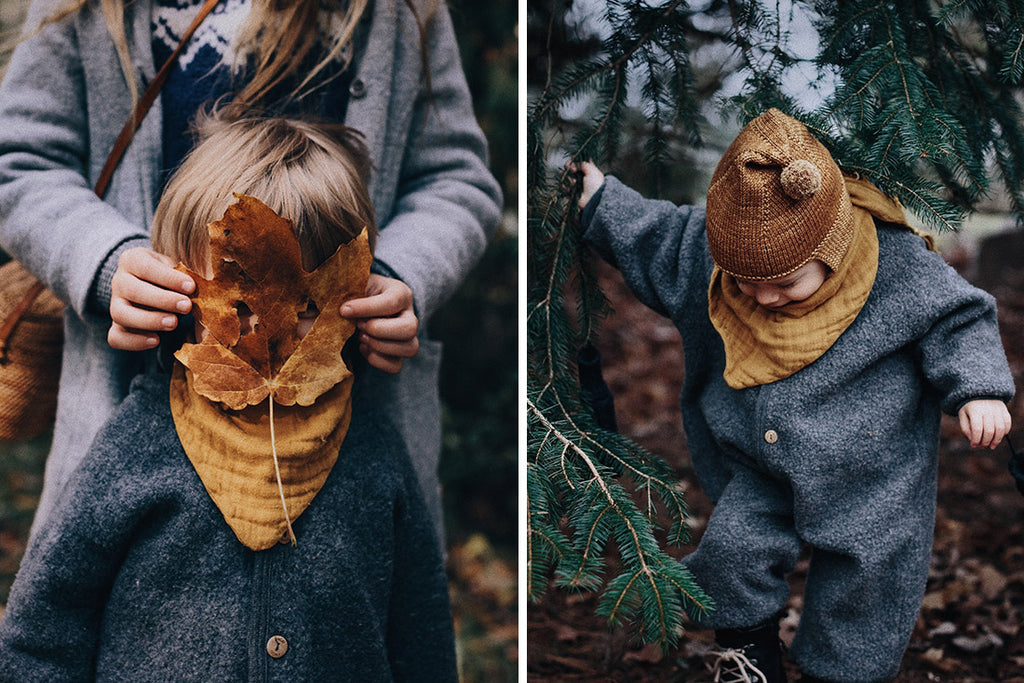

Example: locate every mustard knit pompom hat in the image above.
[706,108,855,280]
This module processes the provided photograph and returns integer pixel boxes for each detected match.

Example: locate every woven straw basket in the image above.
[0,260,64,440]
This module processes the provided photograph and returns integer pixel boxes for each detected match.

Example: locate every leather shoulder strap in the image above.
[94,0,223,199]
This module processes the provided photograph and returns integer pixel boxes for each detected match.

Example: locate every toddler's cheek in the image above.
[296,318,314,340]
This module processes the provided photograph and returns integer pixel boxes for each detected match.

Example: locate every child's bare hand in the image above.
[341,273,419,373]
[108,246,195,351]
[958,399,1012,449]
[567,161,605,210]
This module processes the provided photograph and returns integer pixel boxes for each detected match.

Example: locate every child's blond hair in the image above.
[152,114,376,272]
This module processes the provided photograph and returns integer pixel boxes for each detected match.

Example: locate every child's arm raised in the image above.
[575,161,606,209]
[575,163,711,319]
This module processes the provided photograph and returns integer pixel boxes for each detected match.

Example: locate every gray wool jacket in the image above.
[0,371,457,682]
[0,0,502,531]
[584,177,1016,502]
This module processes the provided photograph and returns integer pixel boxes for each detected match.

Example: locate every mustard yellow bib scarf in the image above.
[170,363,352,550]
[708,177,913,389]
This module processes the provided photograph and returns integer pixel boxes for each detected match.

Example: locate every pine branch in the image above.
[527,394,713,642]
[532,0,687,128]
[527,462,581,602]
[810,0,1024,229]
[527,99,710,640]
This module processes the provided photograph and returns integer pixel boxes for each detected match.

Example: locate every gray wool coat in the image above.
[584,177,1015,681]
[0,0,502,533]
[0,371,457,682]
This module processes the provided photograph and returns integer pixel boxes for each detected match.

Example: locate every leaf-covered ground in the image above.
[528,227,1024,681]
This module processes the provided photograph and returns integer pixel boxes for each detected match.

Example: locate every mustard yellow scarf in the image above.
[708,177,919,389]
[170,362,353,551]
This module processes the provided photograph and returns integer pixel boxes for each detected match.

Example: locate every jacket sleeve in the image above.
[0,1,148,322]
[899,234,1016,414]
[582,175,711,319]
[0,454,140,681]
[915,282,1015,416]
[370,4,502,321]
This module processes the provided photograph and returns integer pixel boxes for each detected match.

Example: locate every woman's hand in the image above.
[958,399,1012,449]
[341,273,419,373]
[108,247,195,351]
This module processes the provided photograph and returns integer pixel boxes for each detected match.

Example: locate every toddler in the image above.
[577,109,1014,681]
[0,115,457,681]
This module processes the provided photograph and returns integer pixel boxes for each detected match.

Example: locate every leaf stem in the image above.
[269,395,297,547]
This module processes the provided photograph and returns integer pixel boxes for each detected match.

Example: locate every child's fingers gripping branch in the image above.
[340,273,419,374]
[108,247,195,351]
[566,161,605,210]
[958,399,1013,449]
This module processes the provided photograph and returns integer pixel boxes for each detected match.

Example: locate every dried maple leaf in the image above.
[174,193,371,410]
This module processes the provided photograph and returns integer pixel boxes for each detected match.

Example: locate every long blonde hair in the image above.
[36,0,435,110]
[152,114,377,272]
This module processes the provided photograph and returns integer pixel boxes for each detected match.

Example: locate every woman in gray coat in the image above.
[0,0,502,533]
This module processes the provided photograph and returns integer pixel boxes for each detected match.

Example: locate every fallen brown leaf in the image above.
[175,194,370,409]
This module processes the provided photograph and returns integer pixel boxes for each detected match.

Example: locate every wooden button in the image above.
[267,635,288,658]
[764,429,778,444]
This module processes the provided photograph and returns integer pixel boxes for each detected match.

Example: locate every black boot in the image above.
[709,619,787,683]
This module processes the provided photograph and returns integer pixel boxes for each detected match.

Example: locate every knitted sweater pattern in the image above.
[152,0,243,178]
[0,372,457,682]
[151,0,356,179]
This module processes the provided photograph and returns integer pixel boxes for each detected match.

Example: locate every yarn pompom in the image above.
[780,159,822,200]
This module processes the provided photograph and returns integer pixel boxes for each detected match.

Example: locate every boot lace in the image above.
[707,647,768,683]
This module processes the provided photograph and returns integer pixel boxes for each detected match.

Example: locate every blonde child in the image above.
[577,109,1014,681]
[0,116,456,681]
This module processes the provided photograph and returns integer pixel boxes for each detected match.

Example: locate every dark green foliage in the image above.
[448,0,519,209]
[433,232,518,546]
[528,2,715,650]
[808,0,1024,227]
[528,0,1024,653]
[720,0,1024,228]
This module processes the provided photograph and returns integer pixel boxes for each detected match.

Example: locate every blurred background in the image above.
[0,1,518,681]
